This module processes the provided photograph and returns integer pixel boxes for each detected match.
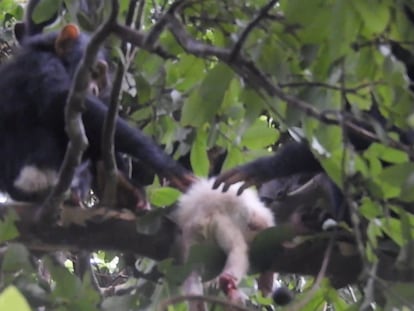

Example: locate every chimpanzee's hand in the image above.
[167,172,198,192]
[213,165,263,195]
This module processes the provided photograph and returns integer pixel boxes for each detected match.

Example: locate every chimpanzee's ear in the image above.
[14,22,26,44]
[55,23,80,56]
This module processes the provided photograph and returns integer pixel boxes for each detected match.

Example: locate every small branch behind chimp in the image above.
[39,0,120,221]
[100,61,125,206]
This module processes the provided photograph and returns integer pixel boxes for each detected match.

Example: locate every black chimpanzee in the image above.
[0,0,194,208]
[213,84,414,231]
[213,140,346,221]
[213,110,414,225]
[213,3,414,222]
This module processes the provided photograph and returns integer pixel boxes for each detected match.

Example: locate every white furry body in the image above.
[173,178,274,297]
[14,165,58,193]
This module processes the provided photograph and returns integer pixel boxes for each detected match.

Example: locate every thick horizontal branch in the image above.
[3,204,175,261]
[3,202,410,288]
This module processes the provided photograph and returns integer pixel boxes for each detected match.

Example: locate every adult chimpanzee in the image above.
[0,1,194,208]
[213,140,344,220]
[213,112,414,225]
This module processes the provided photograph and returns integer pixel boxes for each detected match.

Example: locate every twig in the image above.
[40,0,120,220]
[166,14,414,157]
[144,0,185,47]
[229,0,278,61]
[287,235,335,311]
[112,23,176,59]
[279,81,384,93]
[157,294,251,311]
[101,61,125,206]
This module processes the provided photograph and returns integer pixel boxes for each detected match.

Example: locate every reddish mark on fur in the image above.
[219,273,238,295]
[60,24,80,40]
[219,273,244,303]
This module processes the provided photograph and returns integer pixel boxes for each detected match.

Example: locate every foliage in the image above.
[1,0,414,310]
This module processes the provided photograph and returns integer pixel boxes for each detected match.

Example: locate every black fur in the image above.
[215,116,413,224]
[0,2,190,203]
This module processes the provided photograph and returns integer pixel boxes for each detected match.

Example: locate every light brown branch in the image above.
[40,0,120,221]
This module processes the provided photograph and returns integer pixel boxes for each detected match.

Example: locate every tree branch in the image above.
[279,81,384,93]
[229,0,279,60]
[144,0,185,47]
[165,14,414,156]
[112,23,176,59]
[40,0,120,221]
[100,61,125,206]
[5,203,175,261]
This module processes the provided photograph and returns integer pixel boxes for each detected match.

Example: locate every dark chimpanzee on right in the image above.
[214,5,414,228]
[0,0,194,212]
[214,107,414,228]
[214,9,414,225]
[214,0,414,222]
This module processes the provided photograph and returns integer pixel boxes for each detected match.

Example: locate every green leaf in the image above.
[379,163,414,199]
[181,64,234,126]
[380,218,404,246]
[186,243,226,281]
[354,45,380,81]
[221,78,241,112]
[364,143,409,164]
[221,148,245,171]
[351,0,390,35]
[282,0,330,43]
[46,258,100,311]
[190,129,209,176]
[160,243,226,285]
[346,92,372,111]
[400,174,414,202]
[32,0,62,24]
[326,286,348,309]
[166,55,205,91]
[149,187,181,207]
[134,74,152,105]
[250,226,297,271]
[0,209,19,243]
[242,118,279,149]
[329,0,360,58]
[0,286,31,311]
[2,244,32,274]
[359,198,382,219]
[384,283,414,310]
[240,89,264,125]
[296,287,326,311]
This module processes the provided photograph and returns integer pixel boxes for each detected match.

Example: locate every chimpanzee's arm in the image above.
[83,96,194,191]
[213,141,322,194]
